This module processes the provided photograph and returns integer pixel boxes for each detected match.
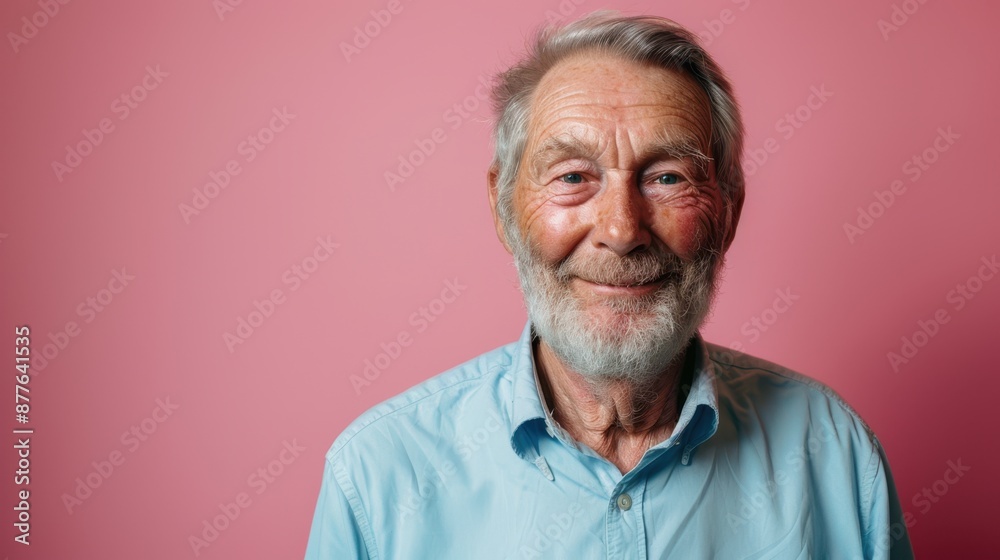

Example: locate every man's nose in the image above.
[591,175,651,256]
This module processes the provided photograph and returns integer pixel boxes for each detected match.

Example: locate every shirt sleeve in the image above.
[304,455,375,560]
[863,437,915,560]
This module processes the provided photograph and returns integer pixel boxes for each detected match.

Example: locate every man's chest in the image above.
[367,439,867,559]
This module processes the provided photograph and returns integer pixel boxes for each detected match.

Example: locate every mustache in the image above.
[555,245,687,287]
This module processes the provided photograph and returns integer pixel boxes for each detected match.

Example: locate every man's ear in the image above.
[721,187,744,253]
[487,166,513,255]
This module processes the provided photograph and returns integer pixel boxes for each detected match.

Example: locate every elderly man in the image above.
[305,12,913,559]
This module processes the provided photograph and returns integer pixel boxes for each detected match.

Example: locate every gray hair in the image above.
[488,11,745,247]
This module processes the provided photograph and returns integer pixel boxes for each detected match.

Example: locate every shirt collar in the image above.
[506,320,720,464]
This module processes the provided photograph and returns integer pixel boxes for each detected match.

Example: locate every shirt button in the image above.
[616,493,632,511]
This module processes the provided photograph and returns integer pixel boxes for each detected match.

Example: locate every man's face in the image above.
[490,51,734,385]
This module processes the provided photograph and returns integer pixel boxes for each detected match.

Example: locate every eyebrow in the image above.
[528,130,713,182]
[528,135,602,178]
[644,129,714,182]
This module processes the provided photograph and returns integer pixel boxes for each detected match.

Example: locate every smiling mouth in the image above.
[582,271,672,287]
[598,278,660,287]
[577,275,667,294]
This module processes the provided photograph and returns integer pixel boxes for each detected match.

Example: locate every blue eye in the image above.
[655,173,680,185]
[560,173,584,184]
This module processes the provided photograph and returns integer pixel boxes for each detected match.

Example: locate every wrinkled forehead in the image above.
[523,51,714,158]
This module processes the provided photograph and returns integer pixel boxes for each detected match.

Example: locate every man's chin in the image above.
[535,316,687,380]
[574,298,668,332]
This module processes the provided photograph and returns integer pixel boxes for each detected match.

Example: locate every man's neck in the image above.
[533,338,693,475]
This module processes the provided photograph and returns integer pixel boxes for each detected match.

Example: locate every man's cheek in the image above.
[523,207,586,263]
[655,207,719,259]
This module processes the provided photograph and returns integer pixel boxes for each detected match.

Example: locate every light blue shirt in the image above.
[305,321,914,559]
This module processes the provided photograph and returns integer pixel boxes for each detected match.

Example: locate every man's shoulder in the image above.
[702,341,877,443]
[325,338,517,462]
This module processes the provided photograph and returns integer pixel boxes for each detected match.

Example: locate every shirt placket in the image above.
[605,469,649,560]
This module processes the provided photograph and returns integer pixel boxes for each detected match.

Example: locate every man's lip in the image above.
[576,275,666,295]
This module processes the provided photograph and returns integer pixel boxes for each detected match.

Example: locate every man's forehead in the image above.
[523,52,714,153]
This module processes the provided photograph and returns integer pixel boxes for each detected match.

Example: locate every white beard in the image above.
[509,231,720,386]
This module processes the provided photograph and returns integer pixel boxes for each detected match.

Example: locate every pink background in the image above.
[2,0,997,557]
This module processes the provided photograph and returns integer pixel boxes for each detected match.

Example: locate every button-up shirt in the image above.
[304,321,914,559]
